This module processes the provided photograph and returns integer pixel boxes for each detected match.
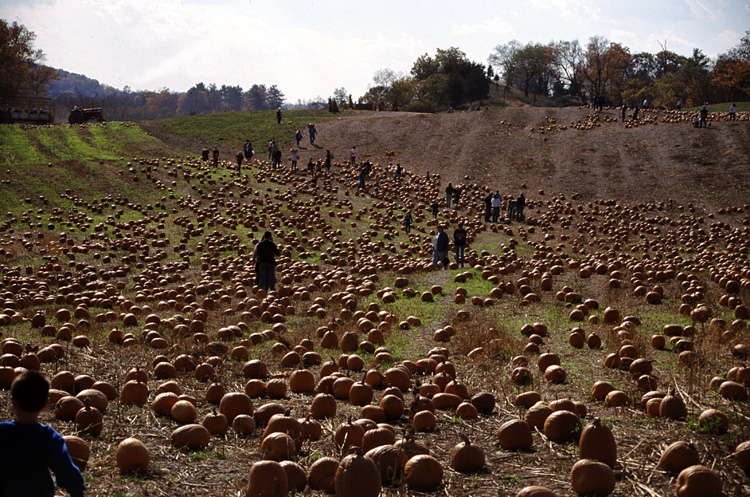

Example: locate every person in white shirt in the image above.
[491,193,502,223]
[350,146,357,166]
[729,103,736,121]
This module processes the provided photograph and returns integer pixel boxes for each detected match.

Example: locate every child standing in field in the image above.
[0,370,86,497]
[403,210,412,233]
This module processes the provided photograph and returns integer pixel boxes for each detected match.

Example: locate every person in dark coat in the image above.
[212,146,219,167]
[254,231,280,291]
[236,151,243,175]
[516,193,526,221]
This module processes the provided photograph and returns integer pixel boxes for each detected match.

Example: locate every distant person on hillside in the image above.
[445,183,454,207]
[403,210,412,233]
[453,222,467,267]
[295,129,302,146]
[202,148,209,162]
[394,163,402,183]
[484,192,492,222]
[597,95,604,112]
[729,103,736,121]
[272,148,282,169]
[268,139,276,159]
[244,140,254,160]
[491,193,502,223]
[325,150,332,173]
[507,198,516,221]
[643,99,648,109]
[254,231,280,291]
[516,193,526,221]
[350,146,357,166]
[212,146,219,167]
[676,100,683,112]
[432,201,438,219]
[700,102,709,127]
[621,104,626,122]
[692,115,700,127]
[236,151,243,175]
[433,225,450,269]
[453,186,461,207]
[290,149,299,172]
[308,124,317,144]
[276,107,282,124]
[357,163,366,189]
[632,104,639,121]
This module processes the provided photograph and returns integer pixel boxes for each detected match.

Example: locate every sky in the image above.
[2,0,749,103]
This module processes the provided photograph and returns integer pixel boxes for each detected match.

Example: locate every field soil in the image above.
[293,106,750,210]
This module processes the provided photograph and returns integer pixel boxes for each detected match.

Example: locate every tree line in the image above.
[488,32,750,107]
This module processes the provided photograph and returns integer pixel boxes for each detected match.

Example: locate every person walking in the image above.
[276,107,283,124]
[244,140,254,161]
[676,100,683,112]
[394,163,402,183]
[507,198,516,221]
[432,201,439,219]
[357,163,366,189]
[268,139,276,160]
[202,147,209,162]
[516,193,526,221]
[700,102,709,128]
[433,225,449,269]
[254,231,280,291]
[295,129,302,146]
[632,104,639,121]
[324,150,332,174]
[729,103,736,121]
[212,146,219,168]
[453,222,467,267]
[453,186,461,208]
[308,124,317,144]
[236,150,244,175]
[350,146,357,166]
[445,183,454,207]
[272,147,282,169]
[491,193,502,223]
[403,210,412,233]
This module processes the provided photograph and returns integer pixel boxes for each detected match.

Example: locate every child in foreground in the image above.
[0,370,85,497]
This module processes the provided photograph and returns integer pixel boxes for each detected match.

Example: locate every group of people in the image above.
[432,223,468,269]
[484,191,525,223]
[444,183,462,207]
[295,124,318,145]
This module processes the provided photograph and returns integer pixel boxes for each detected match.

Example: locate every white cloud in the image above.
[451,18,515,37]
[716,29,742,48]
[682,0,720,21]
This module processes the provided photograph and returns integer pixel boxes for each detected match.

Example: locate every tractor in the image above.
[68,106,104,124]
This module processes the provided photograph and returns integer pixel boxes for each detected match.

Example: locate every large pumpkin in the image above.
[334,447,381,497]
[246,460,288,497]
[404,454,443,492]
[675,465,722,497]
[450,435,485,473]
[570,458,615,496]
[116,437,149,473]
[579,418,616,469]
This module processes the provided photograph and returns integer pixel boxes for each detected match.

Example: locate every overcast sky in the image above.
[2,0,749,102]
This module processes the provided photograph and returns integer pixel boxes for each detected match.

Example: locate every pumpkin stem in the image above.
[459,433,471,446]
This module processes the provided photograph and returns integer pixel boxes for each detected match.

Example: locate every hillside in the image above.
[0,110,748,497]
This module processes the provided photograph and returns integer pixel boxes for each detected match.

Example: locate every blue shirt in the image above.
[0,421,85,497]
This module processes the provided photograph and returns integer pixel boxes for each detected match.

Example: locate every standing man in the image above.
[394,163,402,183]
[324,150,332,174]
[290,149,299,172]
[309,124,317,144]
[516,193,526,222]
[272,147,282,169]
[202,148,209,162]
[357,163,366,189]
[676,100,683,112]
[276,107,283,124]
[453,223,467,268]
[212,146,219,168]
[295,129,302,146]
[445,183,454,207]
[700,102,709,128]
[621,104,626,122]
[484,192,492,222]
[403,210,412,233]
[254,231,280,291]
[433,225,450,269]
[729,103,736,121]
[268,139,276,159]
[244,140,254,161]
[350,146,357,166]
[236,150,244,175]
[453,185,461,208]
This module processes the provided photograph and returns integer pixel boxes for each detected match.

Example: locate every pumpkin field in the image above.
[0,105,749,497]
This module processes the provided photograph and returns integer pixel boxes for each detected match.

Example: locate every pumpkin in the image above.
[116,437,149,473]
[657,441,700,473]
[455,401,478,419]
[232,414,256,438]
[219,392,254,423]
[263,410,302,443]
[334,447,382,497]
[74,399,103,436]
[203,410,228,436]
[413,410,437,432]
[75,388,108,412]
[307,456,339,492]
[404,454,443,492]
[697,408,729,434]
[335,419,365,450]
[498,419,533,450]
[366,444,407,485]
[570,458,615,496]
[54,395,84,421]
[470,391,495,413]
[171,400,198,424]
[265,378,287,399]
[591,381,615,401]
[525,401,553,430]
[604,390,629,407]
[255,403,286,426]
[735,441,750,473]
[362,424,396,452]
[379,394,405,420]
[261,432,296,461]
[659,391,687,420]
[675,465,722,497]
[206,382,226,404]
[579,418,616,468]
[246,460,288,497]
[64,435,90,470]
[279,461,306,493]
[348,377,374,406]
[514,391,542,408]
[289,369,315,393]
[298,416,322,441]
[171,424,211,450]
[120,378,148,405]
[450,435,485,473]
[543,410,581,443]
[310,392,337,418]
